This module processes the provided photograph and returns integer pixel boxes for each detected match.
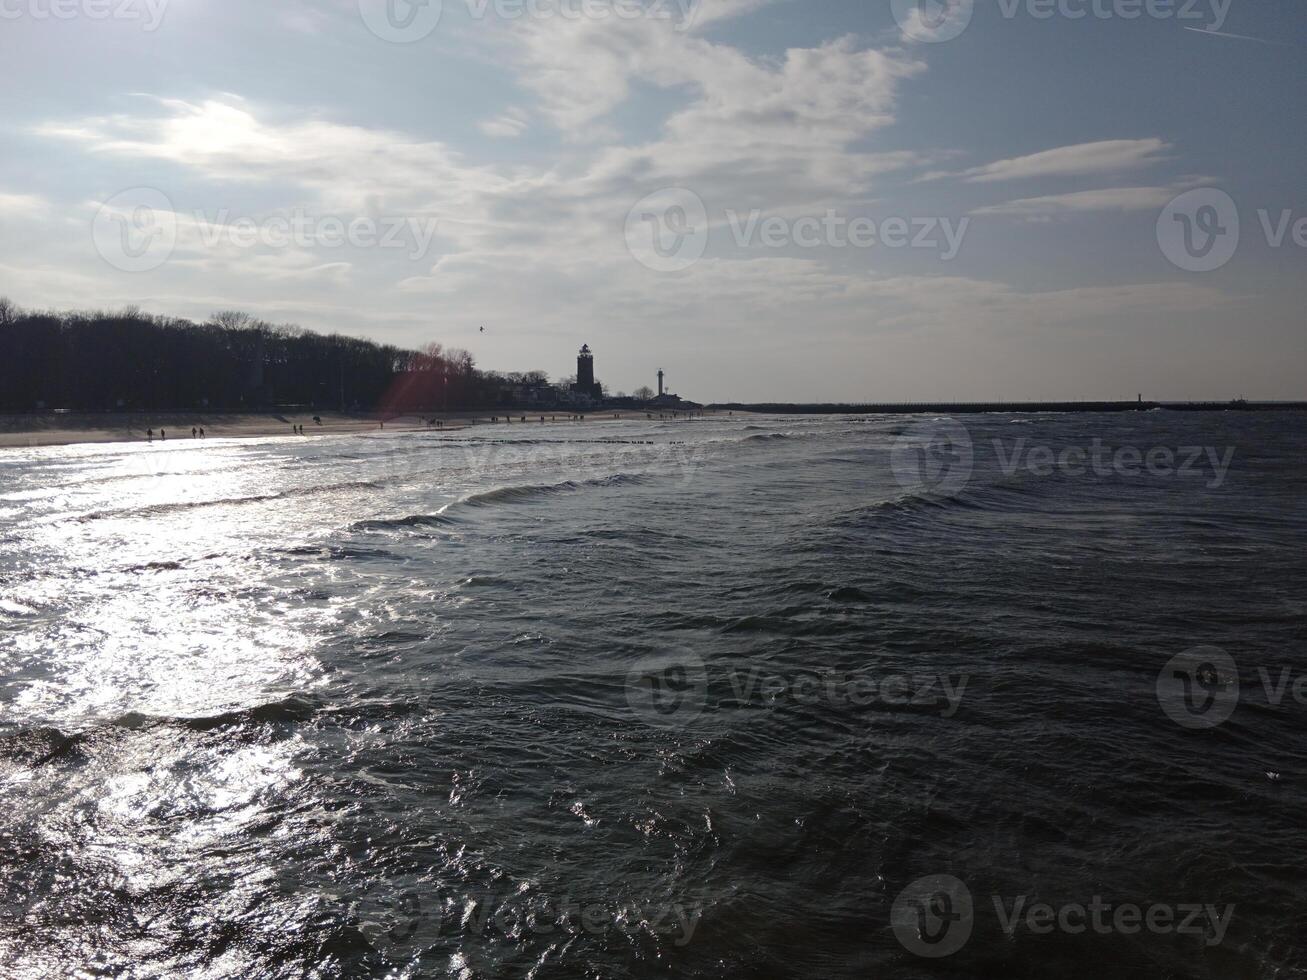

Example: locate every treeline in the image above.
[0,300,546,413]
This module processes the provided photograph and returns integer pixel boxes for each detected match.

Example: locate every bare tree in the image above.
[211,310,255,331]
[633,385,655,402]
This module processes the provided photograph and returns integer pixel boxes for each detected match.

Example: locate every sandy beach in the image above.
[0,409,714,449]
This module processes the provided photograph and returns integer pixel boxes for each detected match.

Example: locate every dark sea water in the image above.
[1,412,1305,979]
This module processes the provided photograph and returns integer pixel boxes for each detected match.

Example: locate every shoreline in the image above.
[0,409,716,450]
[710,400,1307,414]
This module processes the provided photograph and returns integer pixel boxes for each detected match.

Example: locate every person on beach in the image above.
[160,429,166,440]
[147,429,153,442]
[199,427,205,438]
[192,427,197,438]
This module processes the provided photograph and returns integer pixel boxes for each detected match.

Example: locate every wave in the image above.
[453,472,649,511]
[344,473,653,536]
[0,695,325,767]
[70,480,380,523]
[274,544,401,562]
[350,513,459,533]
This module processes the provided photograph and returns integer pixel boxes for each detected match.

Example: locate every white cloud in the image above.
[36,98,509,215]
[0,192,47,217]
[478,108,530,138]
[685,0,779,31]
[973,186,1181,216]
[941,138,1171,183]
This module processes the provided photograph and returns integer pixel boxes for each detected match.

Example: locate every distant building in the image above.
[652,367,682,407]
[571,344,603,401]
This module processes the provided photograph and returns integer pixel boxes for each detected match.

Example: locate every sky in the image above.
[0,0,1304,401]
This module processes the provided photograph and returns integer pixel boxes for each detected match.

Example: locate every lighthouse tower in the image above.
[657,369,665,398]
[573,344,603,401]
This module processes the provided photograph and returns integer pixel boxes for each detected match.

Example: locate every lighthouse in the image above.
[657,369,665,398]
[572,344,603,401]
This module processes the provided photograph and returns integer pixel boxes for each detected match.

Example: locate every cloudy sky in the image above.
[1,0,1303,400]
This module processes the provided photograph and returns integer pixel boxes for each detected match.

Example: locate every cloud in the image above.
[1183,26,1290,46]
[685,0,780,30]
[0,192,47,217]
[36,98,510,216]
[478,108,530,138]
[973,186,1181,216]
[939,138,1171,183]
[17,10,1259,399]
